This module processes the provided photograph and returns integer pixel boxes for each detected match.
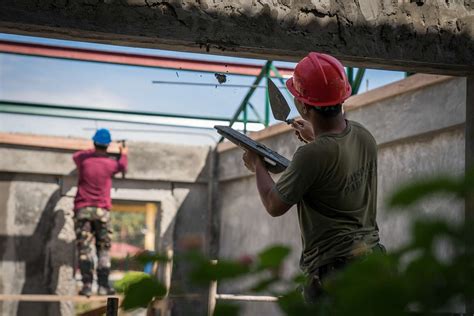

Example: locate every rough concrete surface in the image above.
[377,127,465,249]
[0,0,473,74]
[0,174,75,316]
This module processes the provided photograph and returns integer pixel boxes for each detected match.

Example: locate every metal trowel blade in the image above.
[268,79,291,123]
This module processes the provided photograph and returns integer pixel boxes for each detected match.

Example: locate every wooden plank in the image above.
[208,260,218,316]
[79,305,107,316]
[216,294,278,302]
[0,294,121,303]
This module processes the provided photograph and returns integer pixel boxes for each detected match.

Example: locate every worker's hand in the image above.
[291,119,315,143]
[242,150,262,173]
[119,144,128,155]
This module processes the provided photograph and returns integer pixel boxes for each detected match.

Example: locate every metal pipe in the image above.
[0,39,294,77]
[151,81,285,89]
[82,127,219,143]
[0,106,221,131]
[347,67,354,86]
[352,68,366,95]
[0,100,259,123]
[265,62,272,127]
[247,102,264,124]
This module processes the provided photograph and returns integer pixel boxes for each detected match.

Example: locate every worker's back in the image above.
[276,120,379,275]
[73,150,127,210]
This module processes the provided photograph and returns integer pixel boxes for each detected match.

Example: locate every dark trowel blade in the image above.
[268,79,291,123]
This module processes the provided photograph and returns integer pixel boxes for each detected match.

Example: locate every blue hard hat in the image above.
[92,128,112,145]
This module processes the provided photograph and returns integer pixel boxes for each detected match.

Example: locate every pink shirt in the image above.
[73,149,128,211]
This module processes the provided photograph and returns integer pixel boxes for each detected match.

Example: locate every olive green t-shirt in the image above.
[275,120,380,275]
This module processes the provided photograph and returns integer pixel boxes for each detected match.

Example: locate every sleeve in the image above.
[275,145,322,205]
[112,153,128,174]
[73,149,94,167]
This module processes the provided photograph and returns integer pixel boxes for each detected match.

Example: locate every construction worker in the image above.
[242,52,383,303]
[73,128,128,296]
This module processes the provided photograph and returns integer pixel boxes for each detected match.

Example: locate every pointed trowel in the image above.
[268,79,294,125]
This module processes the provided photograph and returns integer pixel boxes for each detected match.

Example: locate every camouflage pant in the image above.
[74,207,113,286]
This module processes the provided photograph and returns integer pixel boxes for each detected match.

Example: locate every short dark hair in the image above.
[311,104,342,118]
[94,142,109,150]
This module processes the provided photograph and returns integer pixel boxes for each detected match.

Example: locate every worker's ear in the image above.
[301,104,312,121]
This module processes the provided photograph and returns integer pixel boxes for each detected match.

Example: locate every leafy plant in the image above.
[116,170,474,315]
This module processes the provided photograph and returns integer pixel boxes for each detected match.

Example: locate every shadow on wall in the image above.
[168,150,217,316]
[0,188,75,316]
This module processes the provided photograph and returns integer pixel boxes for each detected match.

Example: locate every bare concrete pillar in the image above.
[466,76,474,314]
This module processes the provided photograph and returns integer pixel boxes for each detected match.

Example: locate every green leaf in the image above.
[326,253,408,316]
[114,271,149,293]
[257,245,291,270]
[114,272,166,310]
[250,276,279,292]
[278,290,319,316]
[213,303,240,316]
[388,177,462,208]
[410,220,452,250]
[291,274,307,285]
[190,260,251,285]
[134,251,170,265]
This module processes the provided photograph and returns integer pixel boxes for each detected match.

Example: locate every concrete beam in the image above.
[0,1,473,75]
[0,135,211,183]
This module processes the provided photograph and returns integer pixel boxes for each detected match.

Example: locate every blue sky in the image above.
[0,33,405,145]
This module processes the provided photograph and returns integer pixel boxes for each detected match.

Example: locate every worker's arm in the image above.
[243,151,292,217]
[114,145,128,173]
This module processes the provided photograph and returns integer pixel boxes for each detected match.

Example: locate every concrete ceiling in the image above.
[0,0,473,75]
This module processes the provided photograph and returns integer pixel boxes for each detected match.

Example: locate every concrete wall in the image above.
[215,75,466,315]
[1,1,473,74]
[0,140,211,316]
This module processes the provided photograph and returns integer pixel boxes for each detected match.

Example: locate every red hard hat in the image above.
[286,52,352,107]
